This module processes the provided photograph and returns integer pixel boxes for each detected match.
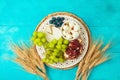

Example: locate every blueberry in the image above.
[57,24,60,27]
[49,20,53,24]
[54,24,57,27]
[59,21,63,25]
[53,21,58,26]
[55,19,59,23]
[59,20,63,23]
[57,17,61,21]
[61,17,65,20]
[57,23,62,27]
[52,20,57,24]
[54,23,59,27]
[52,17,56,21]
[52,21,55,24]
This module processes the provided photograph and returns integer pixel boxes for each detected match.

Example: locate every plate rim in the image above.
[34,12,91,70]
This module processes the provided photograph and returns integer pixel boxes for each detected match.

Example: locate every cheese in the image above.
[61,21,80,40]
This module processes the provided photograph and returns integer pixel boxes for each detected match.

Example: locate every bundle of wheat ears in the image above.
[10,39,111,80]
[75,39,111,80]
[11,42,48,80]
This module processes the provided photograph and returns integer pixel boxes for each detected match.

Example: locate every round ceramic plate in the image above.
[35,12,90,69]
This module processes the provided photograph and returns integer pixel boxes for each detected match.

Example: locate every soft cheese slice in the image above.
[43,25,62,42]
[43,25,53,35]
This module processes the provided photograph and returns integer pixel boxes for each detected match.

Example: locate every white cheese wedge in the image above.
[43,25,62,42]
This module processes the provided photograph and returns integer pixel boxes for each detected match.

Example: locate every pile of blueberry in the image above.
[49,17,65,27]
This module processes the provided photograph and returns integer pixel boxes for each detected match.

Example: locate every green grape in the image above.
[33,31,38,36]
[45,43,50,48]
[42,58,46,62]
[56,53,62,56]
[63,40,69,45]
[49,43,54,48]
[62,49,66,52]
[51,39,57,44]
[45,54,50,58]
[42,32,46,37]
[33,40,38,45]
[37,32,43,38]
[56,45,61,50]
[57,37,63,44]
[45,58,49,63]
[62,44,67,49]
[57,40,62,45]
[36,38,41,42]
[31,36,36,41]
[53,49,59,53]
[53,52,58,56]
[44,43,48,49]
[58,37,63,42]
[59,55,63,58]
[54,58,59,62]
[38,42,43,46]
[41,37,46,43]
[46,50,52,54]
[50,55,56,60]
[58,58,65,62]
[49,60,54,64]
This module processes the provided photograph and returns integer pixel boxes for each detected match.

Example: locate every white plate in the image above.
[35,12,90,69]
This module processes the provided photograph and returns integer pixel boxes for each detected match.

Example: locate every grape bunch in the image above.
[42,37,69,64]
[49,17,65,27]
[31,31,47,46]
[31,31,69,64]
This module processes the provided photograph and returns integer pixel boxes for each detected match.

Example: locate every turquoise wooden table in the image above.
[0,0,120,80]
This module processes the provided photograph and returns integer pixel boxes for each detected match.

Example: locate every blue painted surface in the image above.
[0,0,120,80]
